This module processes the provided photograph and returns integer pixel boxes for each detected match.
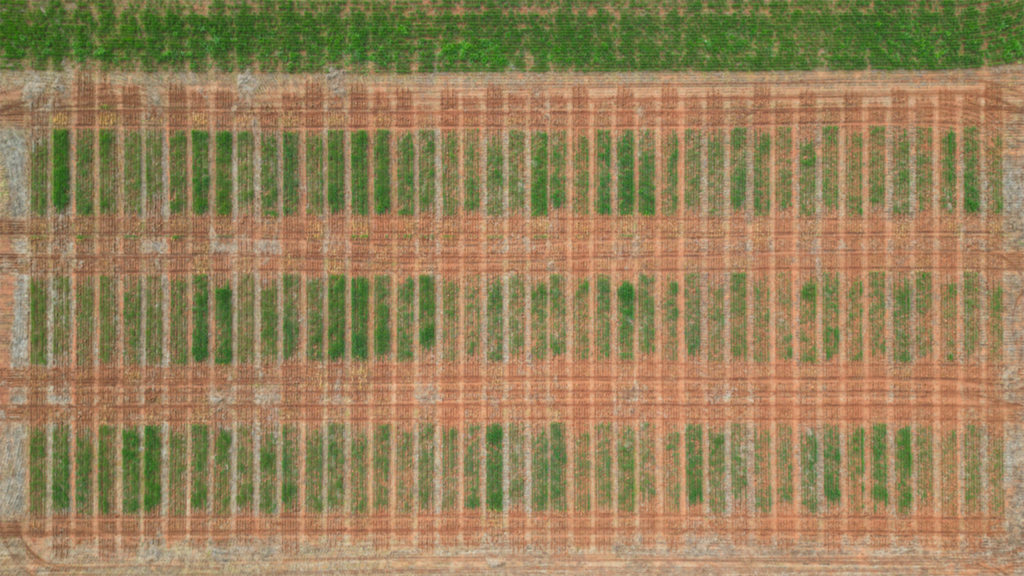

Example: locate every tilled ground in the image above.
[0,67,1022,574]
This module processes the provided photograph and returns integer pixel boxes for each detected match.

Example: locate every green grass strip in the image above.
[76,129,94,215]
[397,132,415,215]
[170,279,188,364]
[532,131,549,216]
[708,283,725,363]
[989,429,1004,517]
[823,425,840,507]
[942,282,958,362]
[488,132,504,216]
[418,423,434,511]
[192,274,209,363]
[282,274,300,360]
[915,127,932,211]
[848,426,865,512]
[351,277,369,360]
[509,424,526,509]
[664,280,680,362]
[261,282,278,363]
[595,423,612,511]
[549,275,567,357]
[847,277,864,362]
[307,132,324,215]
[550,131,566,210]
[551,423,567,512]
[638,275,655,356]
[486,424,503,512]
[144,425,162,514]
[238,131,254,210]
[351,130,369,215]
[397,428,414,515]
[76,430,93,515]
[846,131,863,215]
[146,276,163,366]
[964,126,980,213]
[684,129,701,211]
[49,133,70,204]
[30,133,48,216]
[894,276,912,363]
[753,130,769,215]
[618,425,635,513]
[419,130,436,213]
[869,272,885,361]
[215,131,232,216]
[123,277,142,366]
[237,426,254,512]
[731,273,747,360]
[754,427,771,514]
[52,276,71,365]
[260,429,277,514]
[509,130,526,213]
[532,425,550,512]
[374,275,391,358]
[708,427,726,514]
[397,277,414,362]
[464,425,480,510]
[915,426,932,514]
[419,275,436,352]
[636,423,655,509]
[192,130,210,214]
[964,424,982,513]
[124,131,142,215]
[823,126,838,211]
[749,277,768,364]
[509,276,525,358]
[238,274,256,364]
[465,129,480,211]
[169,428,187,516]
[731,423,748,505]
[98,425,115,515]
[822,274,839,360]
[940,129,956,213]
[442,130,459,216]
[99,276,117,365]
[708,130,725,215]
[532,279,548,360]
[28,427,45,516]
[686,423,703,506]
[282,131,299,215]
[730,127,746,211]
[574,280,589,361]
[170,131,188,214]
[213,428,231,516]
[964,272,981,360]
[801,429,819,514]
[595,130,612,215]
[328,130,345,213]
[328,275,347,361]
[777,424,794,505]
[941,429,957,517]
[466,277,482,358]
[662,130,679,215]
[916,272,933,360]
[988,131,1003,214]
[52,424,70,513]
[896,426,912,515]
[442,427,458,512]
[800,278,817,363]
[146,130,163,214]
[215,283,232,365]
[665,429,682,513]
[375,129,391,214]
[76,277,93,367]
[684,273,701,357]
[307,278,324,362]
[596,276,612,359]
[639,130,655,215]
[327,423,345,511]
[868,126,884,208]
[191,424,209,511]
[799,137,815,216]
[871,423,888,510]
[279,425,296,512]
[775,127,792,212]
[575,430,591,513]
[893,128,910,214]
[990,280,1003,363]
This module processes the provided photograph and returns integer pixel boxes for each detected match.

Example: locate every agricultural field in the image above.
[0,2,1022,575]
